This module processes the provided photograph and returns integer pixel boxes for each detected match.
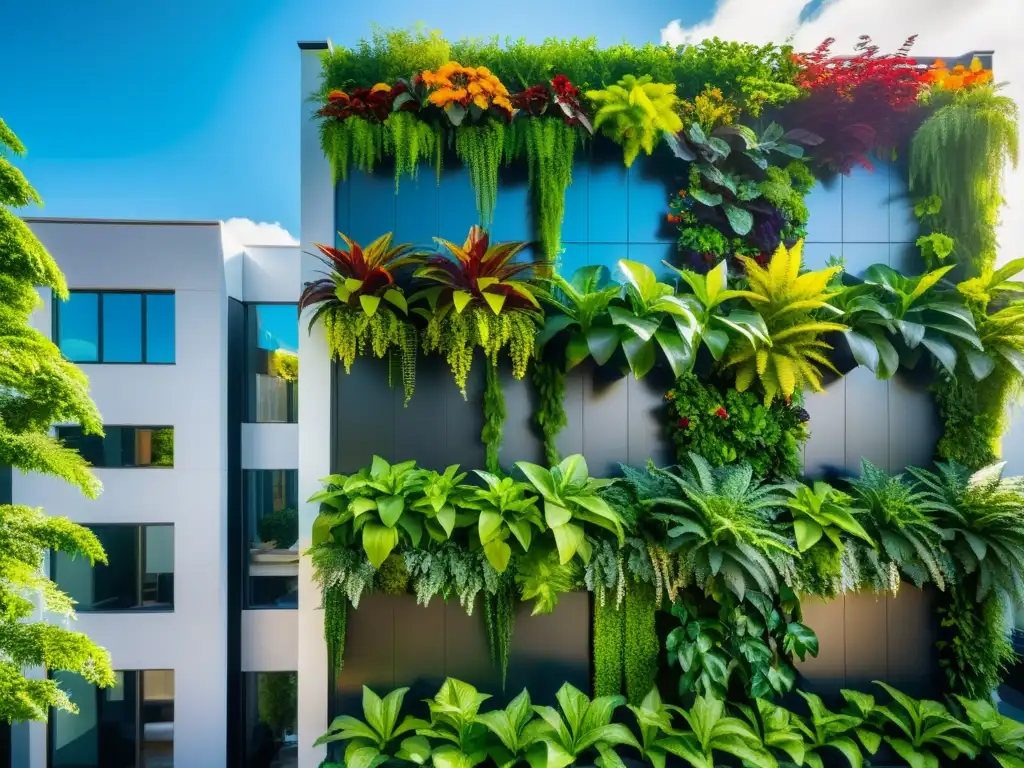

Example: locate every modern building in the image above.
[6,39,1024,768]
[7,219,301,768]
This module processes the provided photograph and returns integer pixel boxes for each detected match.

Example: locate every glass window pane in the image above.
[99,670,138,767]
[53,525,174,612]
[51,671,99,767]
[247,304,298,423]
[245,672,297,768]
[145,294,175,363]
[141,671,175,768]
[246,471,299,609]
[102,293,143,363]
[58,292,99,362]
[57,425,106,466]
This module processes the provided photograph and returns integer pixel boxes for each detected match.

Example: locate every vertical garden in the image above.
[302,29,1024,767]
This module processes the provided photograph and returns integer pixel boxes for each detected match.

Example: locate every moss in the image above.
[376,553,410,595]
[482,363,506,474]
[531,361,567,466]
[592,593,625,697]
[623,579,659,704]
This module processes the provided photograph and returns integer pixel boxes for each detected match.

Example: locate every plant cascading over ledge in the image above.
[299,232,427,404]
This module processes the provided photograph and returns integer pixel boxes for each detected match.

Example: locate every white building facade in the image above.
[8,219,301,768]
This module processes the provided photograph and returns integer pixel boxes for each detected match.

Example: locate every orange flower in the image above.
[371,82,391,93]
[925,56,993,91]
[419,61,513,116]
[327,89,349,102]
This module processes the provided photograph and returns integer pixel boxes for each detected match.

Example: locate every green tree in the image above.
[0,117,115,722]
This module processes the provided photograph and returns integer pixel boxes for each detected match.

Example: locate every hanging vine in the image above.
[592,591,625,697]
[532,360,567,466]
[384,111,444,191]
[324,585,348,678]
[482,363,506,474]
[321,117,385,183]
[484,570,517,687]
[455,122,506,227]
[623,579,659,704]
[506,117,577,263]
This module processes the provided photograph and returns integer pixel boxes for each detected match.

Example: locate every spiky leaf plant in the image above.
[300,232,428,404]
[724,240,846,404]
[586,75,683,167]
[844,460,953,593]
[413,226,546,396]
[641,454,797,600]
[911,84,1019,276]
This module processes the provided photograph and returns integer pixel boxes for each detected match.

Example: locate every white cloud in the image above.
[661,0,1024,263]
[220,217,299,246]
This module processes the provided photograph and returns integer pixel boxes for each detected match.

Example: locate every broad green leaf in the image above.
[794,518,824,552]
[621,333,657,378]
[722,203,754,236]
[479,510,504,543]
[362,686,386,735]
[432,745,476,768]
[382,289,408,314]
[586,325,622,365]
[654,328,695,377]
[397,735,433,764]
[482,290,507,315]
[617,260,658,302]
[312,511,346,546]
[844,330,880,373]
[362,522,400,568]
[351,497,378,517]
[344,278,365,293]
[360,294,382,317]
[608,306,660,341]
[484,539,512,573]
[516,462,558,499]
[703,328,730,359]
[552,522,586,564]
[380,685,409,738]
[544,500,572,528]
[346,746,389,768]
[377,495,405,527]
[565,331,591,370]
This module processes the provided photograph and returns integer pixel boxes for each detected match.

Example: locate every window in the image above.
[246,304,298,423]
[245,470,298,609]
[55,291,175,364]
[243,672,297,768]
[49,669,174,768]
[57,426,174,468]
[52,524,174,612]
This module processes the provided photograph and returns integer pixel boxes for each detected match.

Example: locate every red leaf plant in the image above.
[783,35,928,173]
[318,84,399,123]
[509,76,593,133]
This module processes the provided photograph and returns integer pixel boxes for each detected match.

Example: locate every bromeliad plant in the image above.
[414,226,546,397]
[300,232,427,404]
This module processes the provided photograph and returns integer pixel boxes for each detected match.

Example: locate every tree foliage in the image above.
[0,117,115,723]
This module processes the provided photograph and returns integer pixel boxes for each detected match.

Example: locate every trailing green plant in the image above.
[912,195,956,270]
[664,372,807,479]
[414,226,546,396]
[536,265,623,370]
[843,460,952,593]
[323,585,348,679]
[624,579,659,705]
[665,588,817,702]
[911,84,1019,276]
[482,572,517,687]
[482,363,506,474]
[525,682,639,768]
[592,592,625,698]
[531,361,567,466]
[455,122,506,227]
[320,116,386,183]
[641,455,796,599]
[723,240,846,404]
[313,684,429,764]
[310,456,428,567]
[784,482,874,597]
[515,454,626,565]
[586,75,683,167]
[504,116,578,263]
[870,680,977,766]
[403,542,500,613]
[300,232,427,404]
[384,111,445,191]
[462,470,543,574]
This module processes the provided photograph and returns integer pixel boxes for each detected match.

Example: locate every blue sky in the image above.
[0,0,713,237]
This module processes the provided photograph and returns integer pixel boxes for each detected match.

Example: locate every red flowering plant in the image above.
[317,83,396,123]
[782,35,928,173]
[509,75,594,133]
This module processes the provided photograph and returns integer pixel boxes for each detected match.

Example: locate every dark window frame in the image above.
[55,425,175,469]
[50,523,175,614]
[53,289,176,365]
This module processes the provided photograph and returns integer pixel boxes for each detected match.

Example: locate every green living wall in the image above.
[302,29,1024,768]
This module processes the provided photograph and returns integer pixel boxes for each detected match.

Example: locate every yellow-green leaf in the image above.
[360,295,382,316]
[453,290,473,314]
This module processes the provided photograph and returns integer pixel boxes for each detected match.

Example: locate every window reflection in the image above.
[55,291,175,364]
[49,670,174,768]
[57,426,174,468]
[245,470,298,609]
[246,304,298,423]
[244,672,297,768]
[53,524,174,612]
